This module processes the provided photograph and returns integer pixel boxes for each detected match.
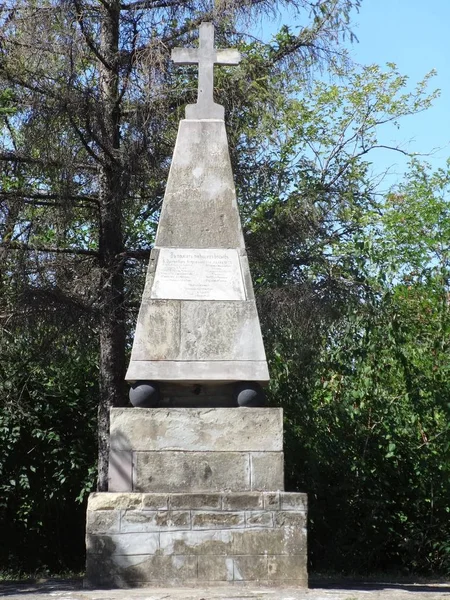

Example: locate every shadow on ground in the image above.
[310,578,450,594]
[0,578,83,596]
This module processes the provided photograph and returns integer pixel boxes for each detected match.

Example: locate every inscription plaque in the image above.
[151,248,245,301]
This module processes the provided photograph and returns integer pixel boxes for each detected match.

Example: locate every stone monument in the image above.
[85,22,307,588]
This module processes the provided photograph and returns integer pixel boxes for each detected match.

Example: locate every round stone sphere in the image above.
[129,381,160,408]
[233,382,265,407]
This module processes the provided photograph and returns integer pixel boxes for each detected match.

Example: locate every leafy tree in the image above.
[282,158,450,573]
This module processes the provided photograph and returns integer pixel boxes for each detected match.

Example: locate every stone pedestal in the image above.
[85,408,308,587]
[85,491,307,587]
[107,408,284,493]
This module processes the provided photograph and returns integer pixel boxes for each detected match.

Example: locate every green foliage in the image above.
[0,311,98,571]
[269,157,450,574]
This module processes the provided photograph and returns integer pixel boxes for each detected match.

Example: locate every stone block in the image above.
[179,301,266,361]
[129,300,181,363]
[263,492,280,510]
[120,510,191,533]
[191,511,245,530]
[86,532,159,556]
[280,492,308,512]
[274,511,307,528]
[140,494,169,510]
[233,555,268,581]
[110,408,283,452]
[88,493,143,512]
[232,528,306,556]
[86,510,120,535]
[197,555,234,581]
[250,452,284,491]
[222,492,264,511]
[267,555,308,582]
[108,450,132,492]
[133,451,250,493]
[160,530,234,556]
[169,492,222,510]
[245,511,274,528]
[125,359,269,383]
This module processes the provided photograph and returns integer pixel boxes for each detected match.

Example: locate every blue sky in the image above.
[347,0,450,185]
[258,0,449,188]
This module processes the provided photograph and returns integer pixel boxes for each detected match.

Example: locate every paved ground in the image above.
[0,580,450,600]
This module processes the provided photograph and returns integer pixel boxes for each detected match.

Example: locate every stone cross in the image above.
[171,22,241,120]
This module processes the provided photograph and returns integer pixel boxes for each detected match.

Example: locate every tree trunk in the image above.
[97,0,126,491]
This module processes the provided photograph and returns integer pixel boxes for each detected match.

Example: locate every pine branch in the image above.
[0,151,96,171]
[0,191,100,206]
[1,241,99,257]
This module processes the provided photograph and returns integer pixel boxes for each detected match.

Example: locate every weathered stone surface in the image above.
[169,493,222,510]
[245,511,274,528]
[140,494,169,510]
[108,451,133,492]
[222,493,264,511]
[263,492,280,510]
[197,556,234,581]
[130,300,181,362]
[87,554,198,585]
[191,511,245,530]
[86,533,159,556]
[88,492,304,513]
[250,452,284,491]
[233,555,268,581]
[120,510,191,533]
[179,301,265,361]
[267,555,308,582]
[88,493,143,512]
[110,408,283,452]
[86,510,120,535]
[126,360,269,383]
[133,451,251,493]
[85,494,308,586]
[159,530,234,556]
[280,492,308,512]
[155,120,244,249]
[232,528,306,556]
[274,511,307,528]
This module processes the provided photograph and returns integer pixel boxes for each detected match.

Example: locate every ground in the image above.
[0,579,449,600]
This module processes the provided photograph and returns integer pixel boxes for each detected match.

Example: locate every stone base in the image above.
[108,408,284,493]
[85,492,307,588]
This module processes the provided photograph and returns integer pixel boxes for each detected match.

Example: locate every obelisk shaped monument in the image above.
[126,23,269,401]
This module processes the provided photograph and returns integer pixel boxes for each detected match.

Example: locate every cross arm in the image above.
[171,48,198,65]
[216,49,241,65]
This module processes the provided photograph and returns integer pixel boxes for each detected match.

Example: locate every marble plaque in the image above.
[151,248,245,301]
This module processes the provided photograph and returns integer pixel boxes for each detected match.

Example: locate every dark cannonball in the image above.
[233,382,265,407]
[129,381,161,408]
